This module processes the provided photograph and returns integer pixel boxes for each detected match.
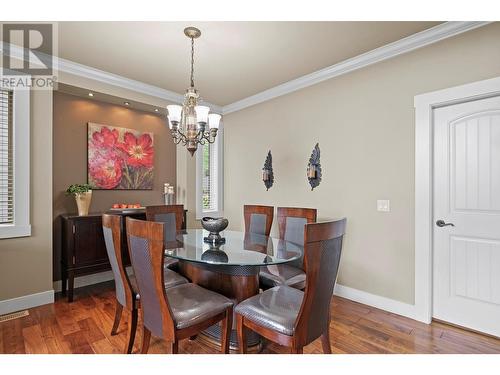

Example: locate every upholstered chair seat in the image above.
[235,285,303,336]
[129,267,188,299]
[259,265,306,290]
[165,283,233,329]
[164,257,179,270]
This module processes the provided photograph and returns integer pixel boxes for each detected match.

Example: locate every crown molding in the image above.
[0,42,223,114]
[222,21,491,114]
[1,21,490,116]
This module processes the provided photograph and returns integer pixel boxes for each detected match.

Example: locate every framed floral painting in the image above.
[87,123,154,189]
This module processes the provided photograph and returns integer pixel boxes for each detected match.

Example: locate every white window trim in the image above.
[0,81,31,239]
[195,124,224,219]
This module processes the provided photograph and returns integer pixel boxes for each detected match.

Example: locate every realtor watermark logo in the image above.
[1,23,58,89]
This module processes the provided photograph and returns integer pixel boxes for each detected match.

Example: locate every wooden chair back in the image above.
[294,218,347,347]
[102,214,135,310]
[244,205,274,236]
[276,207,317,267]
[145,204,184,244]
[126,217,175,341]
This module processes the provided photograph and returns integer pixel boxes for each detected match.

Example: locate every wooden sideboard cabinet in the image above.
[60,210,187,302]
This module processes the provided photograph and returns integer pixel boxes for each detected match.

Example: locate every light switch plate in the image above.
[377,200,390,212]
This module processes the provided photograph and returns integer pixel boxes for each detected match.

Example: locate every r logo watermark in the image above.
[1,23,58,89]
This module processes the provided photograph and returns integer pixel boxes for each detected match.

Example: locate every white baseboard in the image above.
[334,284,424,323]
[53,271,114,293]
[0,290,54,315]
[53,267,133,293]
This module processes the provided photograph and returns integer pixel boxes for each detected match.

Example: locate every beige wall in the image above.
[0,63,181,302]
[0,90,53,301]
[223,23,500,304]
[52,91,177,280]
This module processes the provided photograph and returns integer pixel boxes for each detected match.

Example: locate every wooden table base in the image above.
[178,261,262,353]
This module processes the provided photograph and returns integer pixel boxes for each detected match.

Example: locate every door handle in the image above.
[436,220,454,227]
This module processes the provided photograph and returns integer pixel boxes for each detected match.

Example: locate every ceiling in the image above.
[56,22,441,106]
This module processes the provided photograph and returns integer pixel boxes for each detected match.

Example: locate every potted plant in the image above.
[66,184,93,216]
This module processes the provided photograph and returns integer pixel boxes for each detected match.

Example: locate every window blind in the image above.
[0,89,13,224]
[202,141,218,212]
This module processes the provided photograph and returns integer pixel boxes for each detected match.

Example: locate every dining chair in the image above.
[235,218,347,354]
[126,217,234,354]
[259,207,317,290]
[244,205,274,236]
[102,214,188,353]
[146,204,184,269]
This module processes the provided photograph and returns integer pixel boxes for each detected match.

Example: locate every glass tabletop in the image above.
[164,229,302,267]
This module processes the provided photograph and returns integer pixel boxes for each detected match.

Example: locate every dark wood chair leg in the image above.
[61,269,67,295]
[321,332,332,354]
[68,270,75,303]
[111,301,123,335]
[220,307,233,354]
[141,327,151,354]
[171,340,179,354]
[291,347,303,354]
[125,308,138,354]
[236,314,247,354]
[321,307,332,354]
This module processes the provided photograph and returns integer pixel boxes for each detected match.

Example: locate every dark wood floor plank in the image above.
[63,331,95,354]
[1,281,500,354]
[1,319,26,354]
[78,317,106,344]
[54,303,81,336]
[22,324,49,354]
[39,319,73,354]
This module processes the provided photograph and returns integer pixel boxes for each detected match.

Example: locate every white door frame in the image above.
[414,76,500,323]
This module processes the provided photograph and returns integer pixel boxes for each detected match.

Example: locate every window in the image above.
[196,125,223,218]
[0,84,30,239]
[0,90,13,224]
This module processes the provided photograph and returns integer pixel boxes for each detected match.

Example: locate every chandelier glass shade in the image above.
[166,27,221,156]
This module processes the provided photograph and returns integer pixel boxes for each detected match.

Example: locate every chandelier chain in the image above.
[190,37,195,88]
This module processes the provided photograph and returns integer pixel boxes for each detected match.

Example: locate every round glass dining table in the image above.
[166,229,302,267]
[164,229,303,352]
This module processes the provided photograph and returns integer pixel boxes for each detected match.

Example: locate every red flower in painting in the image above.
[91,127,119,149]
[118,132,154,168]
[88,152,123,189]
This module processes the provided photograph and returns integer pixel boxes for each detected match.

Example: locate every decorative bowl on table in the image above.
[201,217,229,244]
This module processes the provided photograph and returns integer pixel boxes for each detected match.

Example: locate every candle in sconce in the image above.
[164,183,169,194]
[307,165,316,179]
[262,170,269,181]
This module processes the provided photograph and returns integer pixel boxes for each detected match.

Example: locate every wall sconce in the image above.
[307,143,322,190]
[262,150,274,191]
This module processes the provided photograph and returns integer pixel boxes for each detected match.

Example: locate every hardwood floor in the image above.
[1,281,500,354]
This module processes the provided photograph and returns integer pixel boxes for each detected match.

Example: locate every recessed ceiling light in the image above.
[154,108,159,112]
[124,101,130,106]
[88,92,94,97]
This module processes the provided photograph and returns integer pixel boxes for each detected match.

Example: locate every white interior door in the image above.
[433,95,500,337]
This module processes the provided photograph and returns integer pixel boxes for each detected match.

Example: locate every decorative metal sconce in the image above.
[262,150,274,191]
[307,143,322,190]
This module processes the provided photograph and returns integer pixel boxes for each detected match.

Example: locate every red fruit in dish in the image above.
[133,204,141,208]
[112,203,120,209]
[120,204,127,209]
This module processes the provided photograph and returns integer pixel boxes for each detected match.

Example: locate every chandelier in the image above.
[166,27,221,156]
